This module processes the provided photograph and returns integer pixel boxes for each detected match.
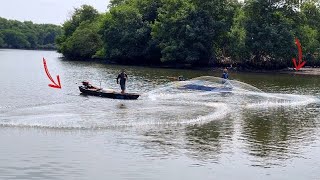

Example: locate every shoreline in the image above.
[50,57,320,76]
[231,67,320,76]
[279,67,320,76]
[2,48,320,75]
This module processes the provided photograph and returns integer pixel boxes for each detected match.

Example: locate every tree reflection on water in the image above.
[240,104,319,167]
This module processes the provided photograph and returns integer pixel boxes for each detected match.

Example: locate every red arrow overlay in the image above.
[292,38,306,71]
[43,58,62,89]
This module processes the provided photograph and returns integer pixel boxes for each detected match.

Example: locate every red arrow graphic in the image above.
[292,38,306,71]
[43,58,62,89]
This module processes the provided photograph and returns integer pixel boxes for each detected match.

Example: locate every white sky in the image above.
[0,0,110,25]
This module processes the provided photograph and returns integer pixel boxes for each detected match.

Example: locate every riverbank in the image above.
[281,67,320,76]
[146,65,320,76]
[3,48,320,76]
[214,67,320,76]
[78,58,320,76]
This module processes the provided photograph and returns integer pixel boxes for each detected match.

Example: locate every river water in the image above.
[0,49,319,180]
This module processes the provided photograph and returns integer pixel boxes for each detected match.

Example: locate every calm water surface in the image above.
[0,49,320,180]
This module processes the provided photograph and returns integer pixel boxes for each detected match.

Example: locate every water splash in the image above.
[0,76,319,129]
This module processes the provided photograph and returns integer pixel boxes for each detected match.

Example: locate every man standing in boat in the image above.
[117,69,128,94]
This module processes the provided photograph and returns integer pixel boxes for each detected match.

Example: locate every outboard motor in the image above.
[82,81,91,88]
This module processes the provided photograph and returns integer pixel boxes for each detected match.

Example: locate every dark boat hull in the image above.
[79,86,140,100]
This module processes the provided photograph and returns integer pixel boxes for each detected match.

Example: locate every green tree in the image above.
[1,29,30,49]
[192,0,238,64]
[62,5,99,37]
[57,5,102,59]
[227,6,249,63]
[59,20,103,59]
[133,0,162,62]
[0,33,5,47]
[297,1,320,66]
[243,0,295,69]
[0,17,62,50]
[152,0,198,64]
[152,0,237,65]
[102,4,154,64]
[134,0,161,22]
[25,31,38,49]
[55,0,320,68]
[0,17,9,29]
[109,0,127,8]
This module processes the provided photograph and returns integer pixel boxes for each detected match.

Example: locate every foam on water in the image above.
[1,76,319,129]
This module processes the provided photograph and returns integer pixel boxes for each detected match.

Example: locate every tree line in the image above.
[0,17,62,50]
[56,0,320,69]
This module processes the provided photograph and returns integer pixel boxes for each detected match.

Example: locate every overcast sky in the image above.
[0,0,110,25]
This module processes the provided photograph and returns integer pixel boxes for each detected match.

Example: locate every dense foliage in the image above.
[0,17,62,50]
[57,0,320,69]
[56,5,104,59]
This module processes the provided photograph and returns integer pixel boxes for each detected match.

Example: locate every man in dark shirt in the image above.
[117,69,128,94]
[221,68,229,85]
[222,68,229,79]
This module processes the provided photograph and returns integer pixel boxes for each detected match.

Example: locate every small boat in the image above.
[79,86,140,100]
[79,81,140,100]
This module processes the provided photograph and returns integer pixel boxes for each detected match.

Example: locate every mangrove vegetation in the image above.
[56,0,320,69]
[0,17,62,50]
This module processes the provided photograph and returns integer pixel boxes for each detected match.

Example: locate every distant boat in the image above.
[79,82,140,100]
